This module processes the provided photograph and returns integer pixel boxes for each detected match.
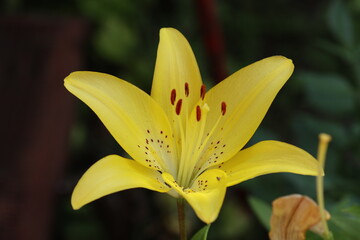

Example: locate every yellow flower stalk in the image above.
[65,28,321,224]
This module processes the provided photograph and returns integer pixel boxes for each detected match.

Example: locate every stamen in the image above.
[196,105,201,121]
[221,101,227,115]
[190,101,227,179]
[200,84,206,100]
[179,103,209,186]
[175,99,183,115]
[170,89,176,105]
[185,82,189,97]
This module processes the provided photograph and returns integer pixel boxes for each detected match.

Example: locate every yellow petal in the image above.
[64,71,177,175]
[72,155,168,210]
[201,56,294,169]
[162,169,227,223]
[219,140,321,187]
[151,28,203,139]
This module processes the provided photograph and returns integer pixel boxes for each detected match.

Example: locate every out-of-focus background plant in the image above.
[1,0,359,239]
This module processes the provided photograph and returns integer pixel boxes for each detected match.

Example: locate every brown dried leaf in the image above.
[269,194,330,240]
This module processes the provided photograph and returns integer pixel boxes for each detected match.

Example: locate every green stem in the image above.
[177,198,187,240]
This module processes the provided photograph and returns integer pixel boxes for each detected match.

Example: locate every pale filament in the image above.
[180,103,209,187]
[175,82,191,184]
[189,103,226,183]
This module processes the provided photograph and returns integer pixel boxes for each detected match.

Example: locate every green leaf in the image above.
[341,205,360,216]
[298,72,356,115]
[317,39,354,63]
[327,0,354,46]
[191,224,210,240]
[306,231,323,240]
[248,196,272,230]
[328,197,360,239]
[330,216,360,239]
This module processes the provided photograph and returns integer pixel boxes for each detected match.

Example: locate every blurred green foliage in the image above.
[6,0,360,239]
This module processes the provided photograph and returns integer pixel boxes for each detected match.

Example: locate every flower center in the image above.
[169,83,228,187]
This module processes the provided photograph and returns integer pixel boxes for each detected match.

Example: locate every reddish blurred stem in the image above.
[196,0,227,83]
[177,198,187,240]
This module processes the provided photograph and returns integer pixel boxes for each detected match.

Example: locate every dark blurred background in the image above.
[1,0,359,239]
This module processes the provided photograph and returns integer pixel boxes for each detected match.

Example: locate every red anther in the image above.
[200,84,206,100]
[196,105,201,121]
[185,82,189,97]
[221,101,227,115]
[175,99,183,115]
[170,89,176,105]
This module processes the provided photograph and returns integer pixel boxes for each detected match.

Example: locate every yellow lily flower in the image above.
[65,28,321,224]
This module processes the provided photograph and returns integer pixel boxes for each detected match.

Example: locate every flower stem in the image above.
[177,198,187,240]
[316,133,333,240]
